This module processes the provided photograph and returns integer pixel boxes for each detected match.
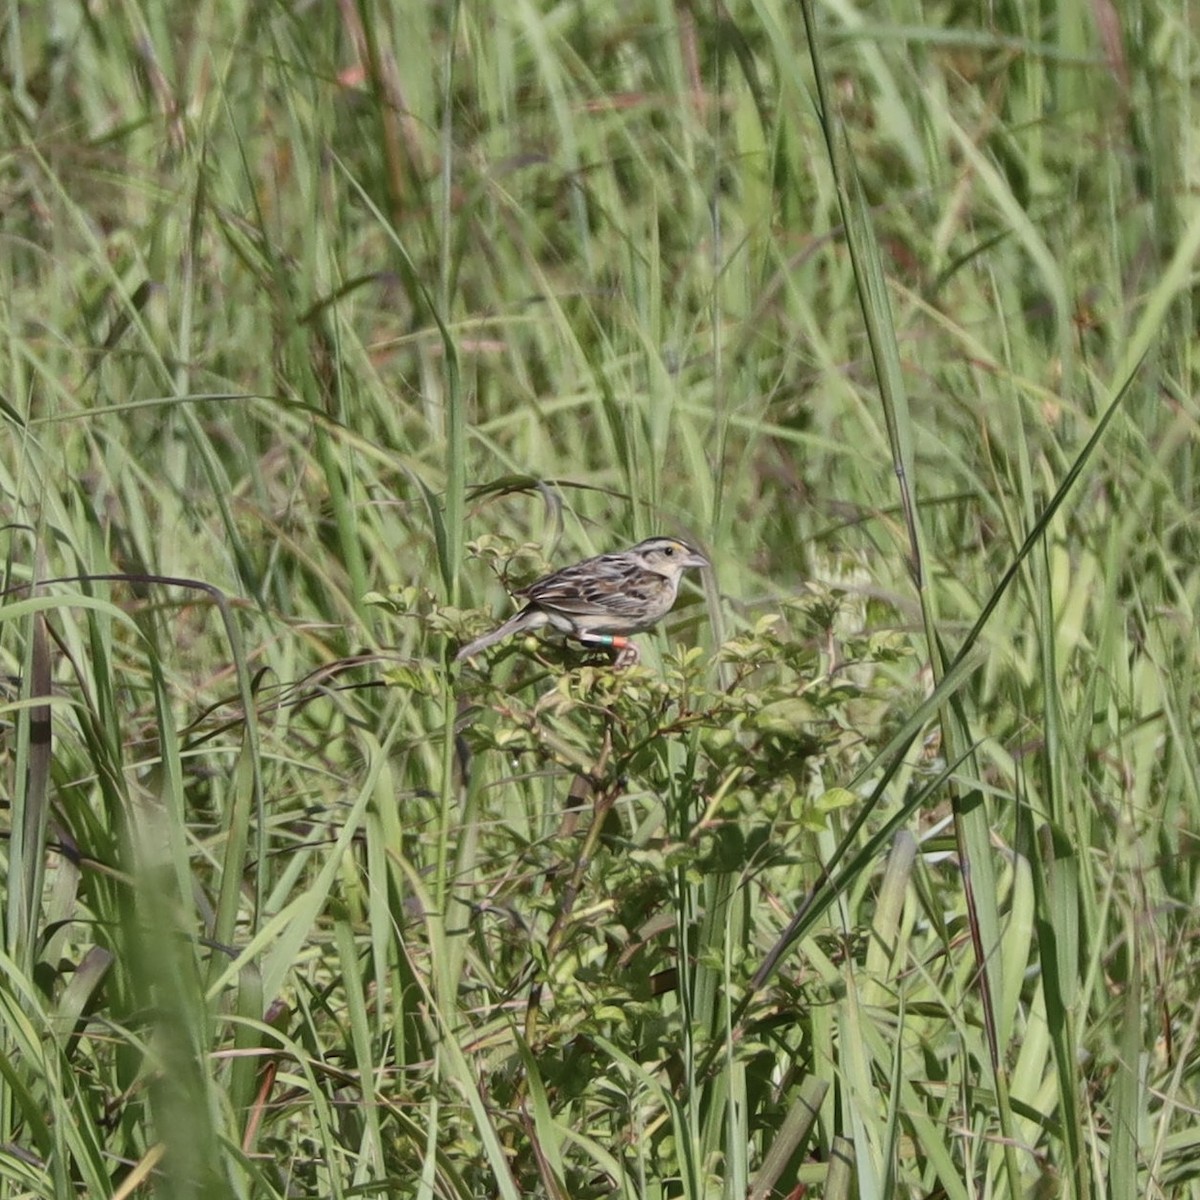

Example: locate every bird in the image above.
[455,536,710,667]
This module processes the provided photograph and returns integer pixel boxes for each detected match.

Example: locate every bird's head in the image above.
[630,537,710,578]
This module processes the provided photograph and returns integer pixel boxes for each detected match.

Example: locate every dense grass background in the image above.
[2,1,1199,1197]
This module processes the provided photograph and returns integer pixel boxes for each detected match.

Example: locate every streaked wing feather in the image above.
[520,555,664,619]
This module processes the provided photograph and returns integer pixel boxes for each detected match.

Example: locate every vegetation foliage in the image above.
[1,1,1198,1197]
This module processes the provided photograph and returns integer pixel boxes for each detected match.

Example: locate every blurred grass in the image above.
[2,1,1199,1197]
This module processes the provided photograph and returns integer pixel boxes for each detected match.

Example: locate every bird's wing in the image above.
[521,557,662,618]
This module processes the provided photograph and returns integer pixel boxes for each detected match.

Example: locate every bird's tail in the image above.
[453,608,542,662]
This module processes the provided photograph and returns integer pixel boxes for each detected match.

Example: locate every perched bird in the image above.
[455,536,709,666]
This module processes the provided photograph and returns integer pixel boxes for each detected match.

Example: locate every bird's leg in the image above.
[613,642,640,669]
[577,633,641,668]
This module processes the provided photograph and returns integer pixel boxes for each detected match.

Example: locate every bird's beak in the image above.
[684,548,710,569]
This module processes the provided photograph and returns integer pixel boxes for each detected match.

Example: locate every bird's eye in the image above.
[664,545,675,556]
